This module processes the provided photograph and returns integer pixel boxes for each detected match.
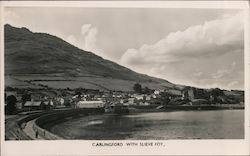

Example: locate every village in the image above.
[4,83,244,115]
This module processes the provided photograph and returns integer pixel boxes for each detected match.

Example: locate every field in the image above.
[5,75,176,91]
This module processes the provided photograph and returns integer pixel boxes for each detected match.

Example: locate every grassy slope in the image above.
[4,24,176,91]
[6,75,175,91]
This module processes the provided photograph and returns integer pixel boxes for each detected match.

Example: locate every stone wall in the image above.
[33,108,104,140]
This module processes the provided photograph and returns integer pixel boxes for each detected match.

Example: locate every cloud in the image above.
[120,11,244,90]
[193,72,203,77]
[212,69,230,79]
[83,27,99,52]
[212,62,238,79]
[121,11,244,66]
[195,61,243,90]
[81,24,92,36]
[66,24,100,54]
[227,81,239,88]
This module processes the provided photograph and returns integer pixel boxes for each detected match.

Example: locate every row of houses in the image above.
[8,85,241,111]
[18,89,176,110]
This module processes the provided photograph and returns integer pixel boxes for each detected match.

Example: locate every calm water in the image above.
[50,110,244,139]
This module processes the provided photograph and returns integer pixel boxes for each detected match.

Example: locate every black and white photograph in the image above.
[1,1,249,156]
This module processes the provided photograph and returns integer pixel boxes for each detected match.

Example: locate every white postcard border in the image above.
[0,1,249,156]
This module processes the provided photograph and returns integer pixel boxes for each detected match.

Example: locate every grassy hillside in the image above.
[4,24,175,91]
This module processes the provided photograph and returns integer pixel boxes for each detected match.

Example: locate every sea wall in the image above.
[33,121,62,139]
[33,108,104,139]
[17,113,43,128]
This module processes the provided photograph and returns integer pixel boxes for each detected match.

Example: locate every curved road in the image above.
[5,115,31,140]
[22,119,44,140]
[5,108,99,140]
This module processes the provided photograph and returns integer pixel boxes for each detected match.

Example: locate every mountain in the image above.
[4,24,176,91]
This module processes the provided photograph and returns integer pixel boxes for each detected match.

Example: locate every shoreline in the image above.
[129,104,244,113]
[5,107,244,140]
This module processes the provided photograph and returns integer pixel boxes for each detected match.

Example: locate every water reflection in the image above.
[50,110,244,140]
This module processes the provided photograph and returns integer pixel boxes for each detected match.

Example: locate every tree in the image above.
[64,98,71,107]
[143,87,151,95]
[21,92,31,108]
[210,88,224,96]
[159,92,171,105]
[210,88,225,104]
[75,88,82,96]
[133,83,142,93]
[6,86,15,91]
[40,101,46,110]
[61,91,67,97]
[6,95,17,115]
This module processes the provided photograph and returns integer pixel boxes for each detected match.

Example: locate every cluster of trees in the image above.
[74,88,101,96]
[21,91,31,107]
[132,84,243,105]
[133,83,153,94]
[5,95,17,115]
[192,88,210,100]
[5,91,32,115]
[192,87,242,104]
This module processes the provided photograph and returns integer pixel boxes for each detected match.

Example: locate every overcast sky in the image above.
[4,7,244,90]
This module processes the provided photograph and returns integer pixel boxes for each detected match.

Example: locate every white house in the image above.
[24,101,42,110]
[134,94,145,100]
[154,90,160,95]
[128,98,136,105]
[76,101,104,108]
[165,89,182,96]
[145,95,151,101]
[139,102,150,106]
[152,95,157,99]
[24,101,42,107]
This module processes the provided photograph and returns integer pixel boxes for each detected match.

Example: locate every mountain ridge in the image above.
[4,24,176,91]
